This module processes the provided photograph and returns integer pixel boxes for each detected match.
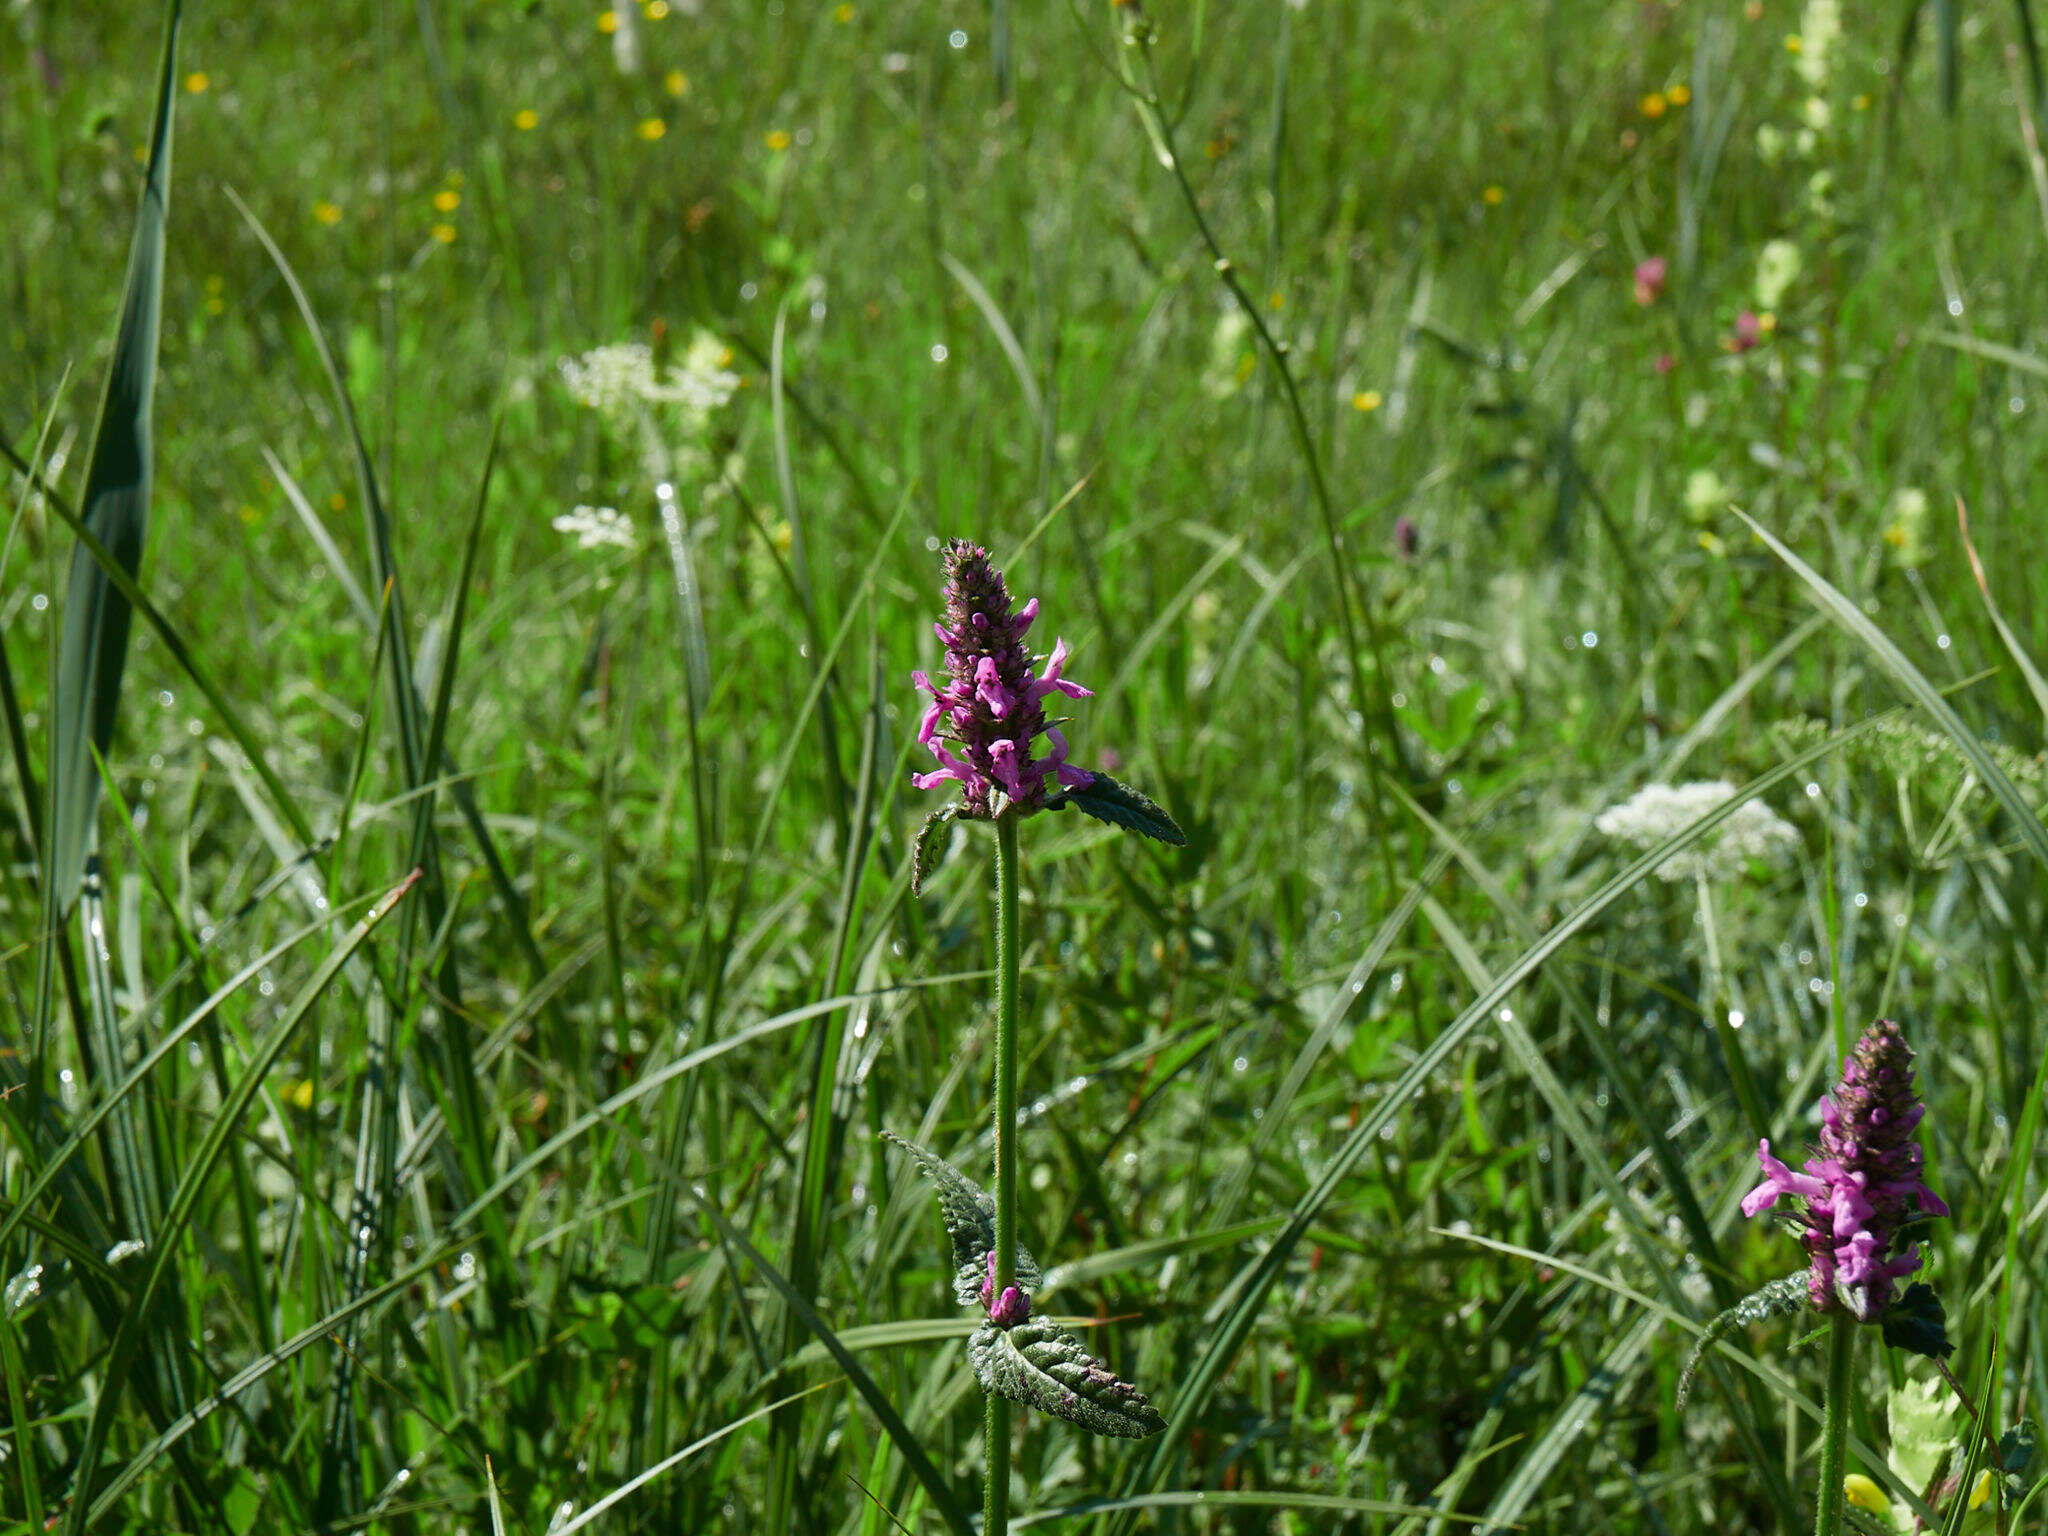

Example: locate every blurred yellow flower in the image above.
[598,9,620,32]
[237,504,258,525]
[433,189,461,213]
[638,118,667,141]
[514,108,540,130]
[835,2,856,19]
[1482,185,1504,205]
[1268,291,1285,310]
[1853,93,1872,110]
[1666,83,1691,106]
[286,1079,315,1109]
[431,223,457,244]
[666,69,689,95]
[1784,33,1802,53]
[646,0,670,15]
[1757,311,1777,332]
[329,492,347,511]
[184,71,210,95]
[1971,1470,1995,1509]
[766,129,792,151]
[1842,1475,1888,1515]
[207,296,225,316]
[1353,390,1382,412]
[314,201,343,225]
[1640,92,1667,118]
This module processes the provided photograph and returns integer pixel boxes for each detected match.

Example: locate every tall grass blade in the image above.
[1734,508,2048,870]
[47,0,178,916]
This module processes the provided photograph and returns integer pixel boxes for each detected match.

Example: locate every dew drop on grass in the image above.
[948,28,968,48]
[1727,1010,1745,1028]
[5,1265,43,1316]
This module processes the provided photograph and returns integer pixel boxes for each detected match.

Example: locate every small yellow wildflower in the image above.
[1784,34,1802,53]
[514,108,540,130]
[1757,311,1777,333]
[771,519,794,554]
[598,8,620,32]
[431,223,457,244]
[1666,83,1691,107]
[666,69,689,95]
[1268,291,1285,310]
[1970,1470,1995,1509]
[1842,1475,1889,1515]
[286,1079,315,1109]
[314,200,343,226]
[1353,390,1382,412]
[1697,529,1725,556]
[638,118,667,141]
[184,71,210,95]
[1852,93,1872,110]
[329,493,347,512]
[237,504,258,525]
[835,2,856,19]
[207,297,225,316]
[1640,92,1667,118]
[766,129,792,151]
[433,189,461,213]
[1482,185,1504,205]
[646,0,670,16]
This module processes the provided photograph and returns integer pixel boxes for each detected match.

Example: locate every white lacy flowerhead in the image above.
[559,333,740,421]
[552,504,638,552]
[1595,780,1800,881]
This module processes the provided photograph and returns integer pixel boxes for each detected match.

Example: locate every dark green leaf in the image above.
[1056,774,1186,846]
[1880,1281,1953,1362]
[882,1131,1040,1306]
[49,0,179,913]
[912,804,959,894]
[969,1316,1166,1439]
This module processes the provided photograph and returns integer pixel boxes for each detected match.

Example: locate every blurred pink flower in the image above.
[1654,352,1677,375]
[1632,256,1668,306]
[1728,310,1763,352]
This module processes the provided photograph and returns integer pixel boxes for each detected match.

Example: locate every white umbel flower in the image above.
[1596,780,1800,881]
[553,505,639,552]
[560,333,740,420]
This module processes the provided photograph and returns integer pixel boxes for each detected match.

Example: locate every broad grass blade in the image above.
[47,0,179,914]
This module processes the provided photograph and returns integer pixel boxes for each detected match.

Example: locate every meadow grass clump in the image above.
[9,1,2048,1533]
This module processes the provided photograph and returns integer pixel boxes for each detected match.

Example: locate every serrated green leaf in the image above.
[882,1131,1040,1306]
[912,804,959,894]
[969,1316,1166,1439]
[1057,774,1185,846]
[1676,1271,1809,1411]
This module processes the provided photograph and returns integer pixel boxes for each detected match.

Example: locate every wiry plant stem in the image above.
[987,808,1022,1533]
[1814,1314,1856,1536]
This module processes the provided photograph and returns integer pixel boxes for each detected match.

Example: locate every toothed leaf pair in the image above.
[884,1132,1165,1438]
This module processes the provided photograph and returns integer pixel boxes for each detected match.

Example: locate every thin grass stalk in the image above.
[988,808,1022,1534]
[1813,1316,1856,1536]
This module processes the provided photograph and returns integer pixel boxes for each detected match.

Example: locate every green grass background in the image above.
[5,0,2048,1530]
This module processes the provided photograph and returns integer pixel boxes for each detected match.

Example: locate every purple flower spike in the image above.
[978,1251,1032,1329]
[912,541,1096,817]
[1742,1019,1947,1322]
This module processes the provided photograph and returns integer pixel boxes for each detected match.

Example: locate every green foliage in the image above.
[9,0,2048,1531]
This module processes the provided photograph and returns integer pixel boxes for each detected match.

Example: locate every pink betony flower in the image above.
[1741,1019,1947,1321]
[913,541,1095,816]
